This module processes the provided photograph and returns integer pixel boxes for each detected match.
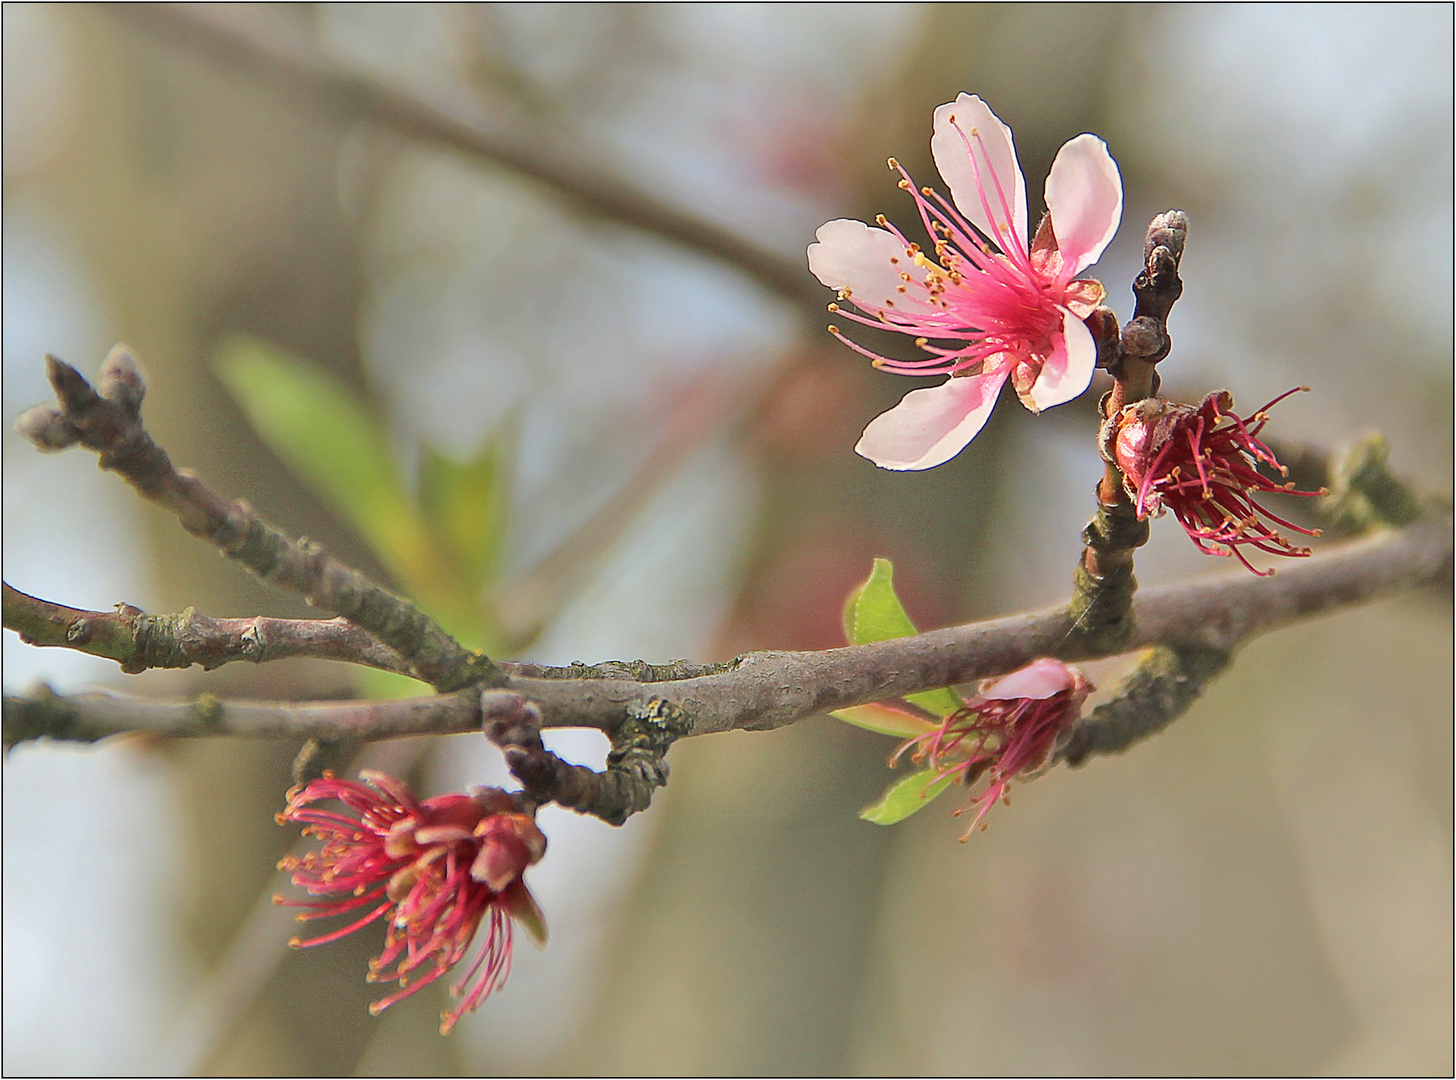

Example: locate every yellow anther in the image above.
[921,186,934,196]
[827,303,840,312]
[875,214,888,226]
[898,179,910,190]
[827,325,841,335]
[887,156,899,169]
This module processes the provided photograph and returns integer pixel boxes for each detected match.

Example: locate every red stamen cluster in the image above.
[277,771,547,1034]
[1109,389,1323,575]
[896,659,1089,839]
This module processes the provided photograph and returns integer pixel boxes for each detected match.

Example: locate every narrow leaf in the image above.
[417,427,512,592]
[843,558,964,717]
[831,703,937,739]
[859,768,957,825]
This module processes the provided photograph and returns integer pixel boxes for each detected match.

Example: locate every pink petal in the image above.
[1026,309,1096,413]
[1044,134,1123,279]
[854,368,1008,471]
[807,219,931,314]
[931,94,1028,256]
[980,658,1076,701]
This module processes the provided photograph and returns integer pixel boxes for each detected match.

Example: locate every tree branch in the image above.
[2,582,413,676]
[115,3,821,307]
[8,514,1447,750]
[14,348,503,692]
[1069,210,1189,648]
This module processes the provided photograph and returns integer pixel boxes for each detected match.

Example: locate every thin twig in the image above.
[15,348,503,692]
[115,3,821,307]
[1,581,733,684]
[2,582,413,676]
[8,514,1448,750]
[482,690,690,825]
[1069,211,1189,648]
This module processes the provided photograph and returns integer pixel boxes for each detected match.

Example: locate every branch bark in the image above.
[15,349,503,692]
[8,513,1447,750]
[2,582,413,676]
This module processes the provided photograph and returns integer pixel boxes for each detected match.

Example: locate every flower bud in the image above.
[96,343,147,413]
[14,403,79,451]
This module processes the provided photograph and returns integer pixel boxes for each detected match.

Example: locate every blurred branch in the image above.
[117,3,822,307]
[2,582,413,676]
[492,369,750,645]
[14,348,503,692]
[9,514,1449,754]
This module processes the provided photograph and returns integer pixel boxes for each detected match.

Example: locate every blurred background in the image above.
[3,4,1451,1075]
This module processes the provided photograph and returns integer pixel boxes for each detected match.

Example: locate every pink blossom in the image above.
[895,658,1090,837]
[276,771,547,1034]
[808,93,1123,470]
[1109,389,1323,575]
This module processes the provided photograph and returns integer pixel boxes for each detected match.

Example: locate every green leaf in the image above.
[417,427,512,593]
[831,702,937,739]
[843,557,915,644]
[859,768,957,825]
[843,558,964,718]
[214,337,446,597]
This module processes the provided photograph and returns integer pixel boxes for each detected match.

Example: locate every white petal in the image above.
[980,658,1075,701]
[1026,309,1096,412]
[807,219,931,314]
[1044,134,1123,279]
[854,369,1007,471]
[930,94,1028,255]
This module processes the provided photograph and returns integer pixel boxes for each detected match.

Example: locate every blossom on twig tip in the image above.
[276,770,547,1034]
[896,658,1090,838]
[808,93,1123,470]
[1108,389,1324,575]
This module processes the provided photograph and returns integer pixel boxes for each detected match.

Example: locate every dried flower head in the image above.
[808,93,1122,470]
[1108,388,1323,574]
[896,658,1091,838]
[277,771,547,1034]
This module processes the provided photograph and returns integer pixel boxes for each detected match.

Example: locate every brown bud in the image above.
[1144,210,1188,265]
[44,354,100,410]
[1085,306,1122,368]
[1120,315,1169,363]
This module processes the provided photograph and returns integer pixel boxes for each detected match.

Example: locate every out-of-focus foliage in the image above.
[217,335,512,647]
[3,4,1450,1076]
